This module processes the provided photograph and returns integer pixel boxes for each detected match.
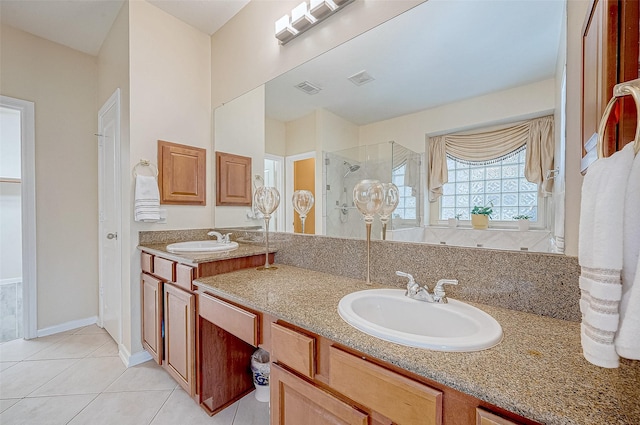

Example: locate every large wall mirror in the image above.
[214,0,567,254]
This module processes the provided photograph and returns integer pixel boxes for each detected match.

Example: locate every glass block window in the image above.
[392,164,417,220]
[440,148,538,222]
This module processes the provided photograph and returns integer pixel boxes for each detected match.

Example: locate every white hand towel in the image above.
[134,175,160,222]
[579,143,635,368]
[615,147,640,359]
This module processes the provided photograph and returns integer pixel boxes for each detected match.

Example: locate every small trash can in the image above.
[250,348,270,402]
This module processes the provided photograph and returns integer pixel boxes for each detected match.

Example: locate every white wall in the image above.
[214,85,265,228]
[0,24,99,329]
[124,0,212,356]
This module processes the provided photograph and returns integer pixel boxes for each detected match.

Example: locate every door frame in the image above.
[0,95,37,340]
[97,89,122,344]
[264,153,284,231]
[285,151,316,233]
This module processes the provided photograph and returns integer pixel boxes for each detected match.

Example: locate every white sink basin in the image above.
[338,288,502,352]
[166,240,239,253]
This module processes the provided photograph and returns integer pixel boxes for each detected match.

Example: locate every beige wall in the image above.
[126,0,213,356]
[564,0,591,257]
[0,24,99,330]
[98,2,132,353]
[214,85,265,228]
[359,79,556,154]
[265,117,286,156]
[211,0,424,109]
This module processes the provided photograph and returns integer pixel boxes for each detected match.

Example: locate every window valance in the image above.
[427,115,554,201]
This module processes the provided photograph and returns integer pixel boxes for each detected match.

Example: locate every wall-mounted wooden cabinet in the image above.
[581,0,639,170]
[158,140,206,205]
[216,151,252,206]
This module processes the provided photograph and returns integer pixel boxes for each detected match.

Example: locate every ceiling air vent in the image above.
[348,70,375,86]
[295,81,322,95]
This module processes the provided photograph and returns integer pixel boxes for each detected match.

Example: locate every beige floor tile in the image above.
[67,390,172,425]
[0,359,77,398]
[0,394,96,425]
[0,335,70,362]
[150,388,237,425]
[104,360,177,393]
[0,399,20,414]
[27,334,113,360]
[87,338,119,358]
[29,356,126,397]
[232,391,270,425]
[0,361,17,372]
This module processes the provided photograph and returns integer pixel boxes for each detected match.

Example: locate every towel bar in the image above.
[596,77,640,158]
[133,159,158,178]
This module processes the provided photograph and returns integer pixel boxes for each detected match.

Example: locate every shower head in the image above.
[343,161,360,177]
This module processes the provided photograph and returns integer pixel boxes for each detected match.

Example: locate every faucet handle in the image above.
[433,279,458,303]
[396,271,415,285]
[223,233,233,243]
[396,271,418,295]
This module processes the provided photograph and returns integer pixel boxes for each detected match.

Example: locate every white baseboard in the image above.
[119,345,153,368]
[36,316,98,338]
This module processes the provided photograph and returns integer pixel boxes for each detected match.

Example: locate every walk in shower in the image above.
[324,141,421,240]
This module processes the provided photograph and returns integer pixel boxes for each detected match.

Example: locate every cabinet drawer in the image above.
[271,323,316,379]
[329,347,442,425]
[141,252,153,274]
[154,257,175,282]
[198,293,258,346]
[175,264,194,292]
[476,408,522,425]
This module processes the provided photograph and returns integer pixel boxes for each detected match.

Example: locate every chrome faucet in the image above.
[207,231,232,244]
[395,271,458,303]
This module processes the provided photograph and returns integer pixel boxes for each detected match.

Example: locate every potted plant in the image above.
[513,214,532,231]
[448,213,462,228]
[471,203,493,229]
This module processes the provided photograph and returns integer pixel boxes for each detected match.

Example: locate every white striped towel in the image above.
[134,175,160,222]
[615,146,640,359]
[578,143,635,368]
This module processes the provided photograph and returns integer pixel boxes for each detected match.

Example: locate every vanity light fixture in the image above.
[291,2,316,32]
[275,0,354,45]
[275,15,298,44]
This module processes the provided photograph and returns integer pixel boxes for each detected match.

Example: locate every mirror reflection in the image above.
[215,0,567,254]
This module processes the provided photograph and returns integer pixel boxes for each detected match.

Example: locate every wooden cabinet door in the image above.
[164,283,196,396]
[477,408,523,425]
[141,273,163,365]
[158,140,206,205]
[271,364,368,425]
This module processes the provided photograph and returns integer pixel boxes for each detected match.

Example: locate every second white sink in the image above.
[338,288,502,352]
[166,240,239,253]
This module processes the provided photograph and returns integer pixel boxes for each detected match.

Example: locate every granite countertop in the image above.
[138,242,274,265]
[194,264,640,425]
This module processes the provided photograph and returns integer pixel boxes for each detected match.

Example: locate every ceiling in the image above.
[1,0,565,126]
[266,0,565,125]
[0,0,250,56]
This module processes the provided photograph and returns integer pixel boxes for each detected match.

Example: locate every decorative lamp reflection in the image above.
[292,190,315,234]
[254,186,280,270]
[353,179,384,284]
[379,183,399,240]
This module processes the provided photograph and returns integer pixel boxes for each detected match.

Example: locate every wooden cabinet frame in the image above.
[158,140,206,205]
[216,151,252,206]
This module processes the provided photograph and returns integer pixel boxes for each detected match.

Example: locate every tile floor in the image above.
[0,325,270,425]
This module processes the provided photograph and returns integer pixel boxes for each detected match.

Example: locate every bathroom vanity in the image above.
[139,234,639,425]
[138,240,274,400]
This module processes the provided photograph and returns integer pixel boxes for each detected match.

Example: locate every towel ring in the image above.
[133,159,158,178]
[596,78,640,158]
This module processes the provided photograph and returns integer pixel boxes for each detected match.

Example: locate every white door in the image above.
[98,90,122,344]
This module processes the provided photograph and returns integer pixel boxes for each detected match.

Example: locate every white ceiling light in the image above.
[275,0,354,45]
